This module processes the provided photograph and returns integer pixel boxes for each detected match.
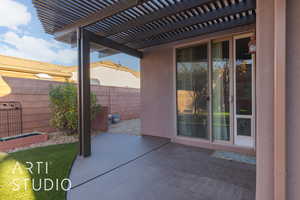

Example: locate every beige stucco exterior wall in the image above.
[255,0,275,199]
[140,47,175,138]
[286,0,300,199]
[140,25,254,139]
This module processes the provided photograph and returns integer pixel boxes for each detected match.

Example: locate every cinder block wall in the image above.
[0,77,140,135]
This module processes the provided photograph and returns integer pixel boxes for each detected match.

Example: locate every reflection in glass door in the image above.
[211,40,231,142]
[175,34,255,148]
[176,44,209,139]
[234,35,255,147]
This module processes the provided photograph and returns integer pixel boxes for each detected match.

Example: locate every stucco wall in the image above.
[0,77,140,135]
[286,0,300,199]
[140,47,175,138]
[140,25,254,139]
[255,0,275,199]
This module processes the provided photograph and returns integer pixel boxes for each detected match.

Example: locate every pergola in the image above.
[32,0,256,157]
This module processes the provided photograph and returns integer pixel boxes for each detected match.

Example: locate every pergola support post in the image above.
[77,28,91,157]
[76,28,141,158]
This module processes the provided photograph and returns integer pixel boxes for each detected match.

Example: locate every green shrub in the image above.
[49,83,101,135]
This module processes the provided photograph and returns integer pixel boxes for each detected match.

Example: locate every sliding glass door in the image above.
[211,40,231,142]
[176,44,209,139]
[176,34,255,148]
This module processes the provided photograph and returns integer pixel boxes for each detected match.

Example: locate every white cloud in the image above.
[0,32,77,65]
[0,0,31,30]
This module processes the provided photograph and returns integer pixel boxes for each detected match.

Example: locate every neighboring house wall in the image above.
[0,55,72,82]
[71,66,140,88]
[0,55,140,89]
[0,77,140,134]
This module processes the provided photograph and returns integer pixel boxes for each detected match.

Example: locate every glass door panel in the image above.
[234,36,255,147]
[236,38,252,116]
[176,44,209,139]
[211,40,231,141]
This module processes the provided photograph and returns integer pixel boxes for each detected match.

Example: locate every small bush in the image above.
[49,83,101,135]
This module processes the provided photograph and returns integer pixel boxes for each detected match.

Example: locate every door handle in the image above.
[230,95,234,103]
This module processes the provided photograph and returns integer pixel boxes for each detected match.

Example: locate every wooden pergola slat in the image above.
[118,0,255,45]
[132,14,255,49]
[53,0,147,40]
[92,0,216,37]
[33,0,256,52]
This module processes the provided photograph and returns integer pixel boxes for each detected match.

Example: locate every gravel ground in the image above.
[108,119,140,135]
[8,119,141,153]
[8,132,78,153]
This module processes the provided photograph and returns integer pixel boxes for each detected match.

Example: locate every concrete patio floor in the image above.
[68,133,256,200]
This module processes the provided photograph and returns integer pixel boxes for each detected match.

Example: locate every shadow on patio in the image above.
[68,133,255,200]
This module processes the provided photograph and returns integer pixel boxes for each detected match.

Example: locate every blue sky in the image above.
[0,0,140,71]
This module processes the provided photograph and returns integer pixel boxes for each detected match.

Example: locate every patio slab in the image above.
[69,133,170,187]
[68,133,256,200]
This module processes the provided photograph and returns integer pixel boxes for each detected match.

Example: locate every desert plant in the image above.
[49,83,101,135]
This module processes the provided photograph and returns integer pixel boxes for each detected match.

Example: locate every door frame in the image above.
[172,30,256,151]
[210,37,234,145]
[233,33,256,148]
[174,40,211,142]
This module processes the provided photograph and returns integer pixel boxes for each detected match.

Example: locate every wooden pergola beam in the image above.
[54,0,145,40]
[87,31,143,58]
